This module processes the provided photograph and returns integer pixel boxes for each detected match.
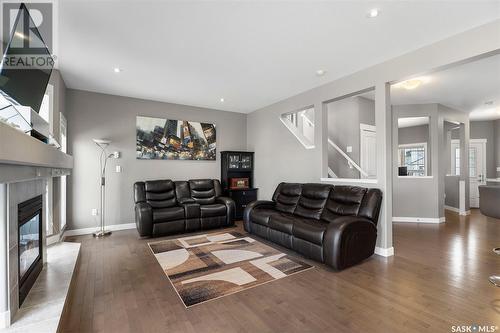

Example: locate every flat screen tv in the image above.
[0,3,54,112]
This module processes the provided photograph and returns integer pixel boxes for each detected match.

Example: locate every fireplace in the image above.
[18,195,43,305]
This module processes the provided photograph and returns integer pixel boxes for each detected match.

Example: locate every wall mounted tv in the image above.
[0,3,54,113]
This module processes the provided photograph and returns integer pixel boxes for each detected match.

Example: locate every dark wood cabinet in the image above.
[228,188,258,219]
[221,151,257,219]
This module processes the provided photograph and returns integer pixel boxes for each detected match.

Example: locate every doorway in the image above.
[451,139,486,208]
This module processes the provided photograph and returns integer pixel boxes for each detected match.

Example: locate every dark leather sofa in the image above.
[243,183,382,270]
[134,179,235,237]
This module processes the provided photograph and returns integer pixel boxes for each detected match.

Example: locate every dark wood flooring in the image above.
[60,210,500,333]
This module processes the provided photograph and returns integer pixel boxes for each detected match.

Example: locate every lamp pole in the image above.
[93,139,113,237]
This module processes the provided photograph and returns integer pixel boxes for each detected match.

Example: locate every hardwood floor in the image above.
[60,210,500,333]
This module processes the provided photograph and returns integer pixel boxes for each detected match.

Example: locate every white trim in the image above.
[470,138,487,144]
[327,167,337,178]
[320,178,378,184]
[393,217,446,223]
[328,139,369,177]
[279,117,315,149]
[63,222,136,238]
[444,205,460,213]
[375,247,394,257]
[46,233,61,246]
[459,180,466,214]
[0,310,10,329]
[397,176,433,179]
[459,210,471,216]
[359,123,376,132]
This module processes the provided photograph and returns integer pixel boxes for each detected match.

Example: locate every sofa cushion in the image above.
[292,218,328,245]
[189,179,217,205]
[200,203,226,217]
[250,208,280,227]
[268,213,297,234]
[272,183,302,214]
[145,180,177,208]
[294,184,331,220]
[153,206,185,223]
[321,186,367,223]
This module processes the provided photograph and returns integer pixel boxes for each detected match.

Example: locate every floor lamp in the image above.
[92,138,117,237]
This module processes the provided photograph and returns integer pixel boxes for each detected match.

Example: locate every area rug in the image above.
[148,231,313,307]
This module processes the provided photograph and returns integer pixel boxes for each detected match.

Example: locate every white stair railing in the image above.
[328,167,338,178]
[328,138,369,178]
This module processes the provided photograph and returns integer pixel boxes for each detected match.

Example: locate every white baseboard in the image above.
[393,216,446,223]
[459,210,471,216]
[0,310,10,329]
[444,205,460,213]
[63,222,136,238]
[375,247,394,257]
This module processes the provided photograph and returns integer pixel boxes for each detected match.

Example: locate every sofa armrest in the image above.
[323,216,377,270]
[135,202,153,237]
[216,196,236,226]
[178,197,196,204]
[243,200,276,232]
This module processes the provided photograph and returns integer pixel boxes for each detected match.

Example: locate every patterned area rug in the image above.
[148,231,313,307]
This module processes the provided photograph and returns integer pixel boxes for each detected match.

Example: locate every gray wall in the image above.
[445,175,460,208]
[453,120,498,178]
[247,20,500,250]
[496,120,500,177]
[327,96,375,178]
[66,89,247,230]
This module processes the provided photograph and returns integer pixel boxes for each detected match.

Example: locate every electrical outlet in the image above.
[116,165,122,173]
[91,208,98,216]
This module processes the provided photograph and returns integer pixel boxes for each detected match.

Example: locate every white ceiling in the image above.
[57,1,500,113]
[390,53,500,120]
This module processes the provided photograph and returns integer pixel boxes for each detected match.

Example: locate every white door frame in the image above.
[360,124,376,179]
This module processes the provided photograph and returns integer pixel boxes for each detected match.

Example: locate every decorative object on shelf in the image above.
[221,151,257,219]
[92,138,119,237]
[136,115,216,160]
[490,247,500,287]
[230,177,249,189]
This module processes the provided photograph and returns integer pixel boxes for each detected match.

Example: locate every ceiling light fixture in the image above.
[219,98,225,103]
[367,8,379,18]
[113,67,122,73]
[393,76,431,90]
[316,69,326,76]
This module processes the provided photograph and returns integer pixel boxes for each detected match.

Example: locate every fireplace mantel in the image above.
[0,121,73,184]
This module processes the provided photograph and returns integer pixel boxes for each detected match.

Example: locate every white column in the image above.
[0,184,10,328]
[374,82,394,256]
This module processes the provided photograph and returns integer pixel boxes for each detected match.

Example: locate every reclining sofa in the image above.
[243,182,382,270]
[134,179,235,237]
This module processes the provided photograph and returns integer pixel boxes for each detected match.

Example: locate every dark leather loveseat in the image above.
[134,179,235,237]
[243,183,382,270]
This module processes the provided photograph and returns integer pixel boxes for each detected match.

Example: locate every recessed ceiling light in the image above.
[316,69,326,76]
[367,8,379,18]
[393,76,431,90]
[113,67,122,73]
[219,98,225,103]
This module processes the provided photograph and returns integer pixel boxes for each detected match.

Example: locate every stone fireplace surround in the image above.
[6,179,48,324]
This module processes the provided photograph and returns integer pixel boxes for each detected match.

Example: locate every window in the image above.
[469,147,477,178]
[398,143,427,177]
[454,147,460,176]
[39,84,54,134]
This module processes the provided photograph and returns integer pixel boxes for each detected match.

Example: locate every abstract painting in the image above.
[136,115,216,160]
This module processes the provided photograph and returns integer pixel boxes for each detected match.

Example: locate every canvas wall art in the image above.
[136,116,216,160]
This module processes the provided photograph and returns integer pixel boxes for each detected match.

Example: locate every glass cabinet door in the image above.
[240,154,252,169]
[228,154,241,169]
